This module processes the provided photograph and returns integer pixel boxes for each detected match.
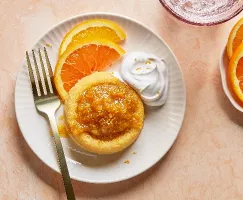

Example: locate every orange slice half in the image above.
[59,19,126,56]
[228,42,243,104]
[227,18,243,59]
[54,39,125,100]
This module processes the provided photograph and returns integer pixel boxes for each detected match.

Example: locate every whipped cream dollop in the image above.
[120,52,168,106]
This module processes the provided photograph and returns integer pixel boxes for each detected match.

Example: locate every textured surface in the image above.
[1,0,243,199]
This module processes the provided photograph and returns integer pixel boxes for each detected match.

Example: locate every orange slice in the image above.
[228,42,243,103]
[227,18,243,59]
[54,39,125,100]
[59,19,126,56]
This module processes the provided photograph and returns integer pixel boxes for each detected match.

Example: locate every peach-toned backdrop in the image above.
[1,0,243,199]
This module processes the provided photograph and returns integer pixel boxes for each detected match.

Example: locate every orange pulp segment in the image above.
[227,18,243,59]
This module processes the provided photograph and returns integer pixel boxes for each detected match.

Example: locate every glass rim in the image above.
[159,0,243,26]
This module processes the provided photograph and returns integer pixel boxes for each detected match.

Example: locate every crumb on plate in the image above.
[145,60,151,64]
[124,160,130,164]
[46,43,52,47]
[59,115,64,121]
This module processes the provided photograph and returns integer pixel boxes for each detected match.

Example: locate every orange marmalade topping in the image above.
[76,82,140,140]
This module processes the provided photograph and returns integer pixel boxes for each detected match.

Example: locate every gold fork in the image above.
[26,48,75,200]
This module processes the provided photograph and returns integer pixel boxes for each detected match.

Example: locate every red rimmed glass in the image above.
[159,0,243,26]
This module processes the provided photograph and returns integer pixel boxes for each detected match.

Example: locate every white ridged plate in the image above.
[15,13,186,183]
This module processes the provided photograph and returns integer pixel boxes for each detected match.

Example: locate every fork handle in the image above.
[48,114,76,200]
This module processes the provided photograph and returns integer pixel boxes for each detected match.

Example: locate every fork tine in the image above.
[26,51,39,97]
[44,47,56,93]
[32,50,44,95]
[38,49,51,94]
[44,47,53,77]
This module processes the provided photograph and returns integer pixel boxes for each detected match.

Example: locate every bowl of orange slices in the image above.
[220,18,243,112]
